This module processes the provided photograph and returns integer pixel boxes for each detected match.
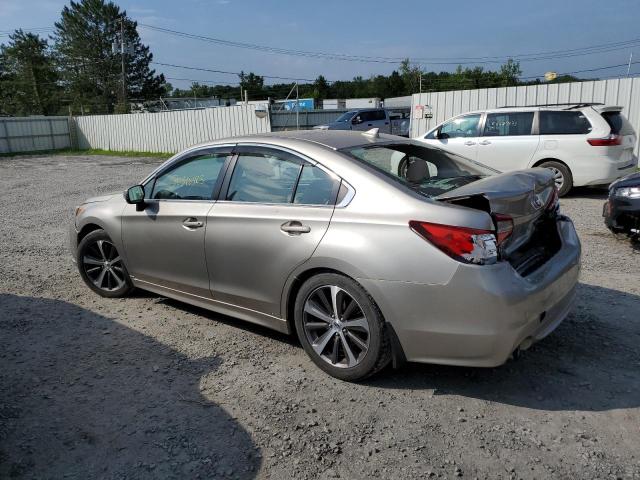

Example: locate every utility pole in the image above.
[627,52,633,77]
[295,82,299,131]
[120,16,127,108]
[419,72,422,94]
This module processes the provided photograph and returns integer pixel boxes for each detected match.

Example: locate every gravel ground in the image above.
[1,154,639,480]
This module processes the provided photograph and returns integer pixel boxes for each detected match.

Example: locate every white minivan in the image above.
[415,104,638,196]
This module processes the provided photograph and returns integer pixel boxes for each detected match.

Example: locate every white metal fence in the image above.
[0,116,71,154]
[411,77,640,156]
[72,104,270,153]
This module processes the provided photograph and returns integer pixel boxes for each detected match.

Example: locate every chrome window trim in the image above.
[141,143,237,186]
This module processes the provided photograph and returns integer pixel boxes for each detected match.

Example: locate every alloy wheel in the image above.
[302,285,370,368]
[547,166,564,190]
[82,239,126,292]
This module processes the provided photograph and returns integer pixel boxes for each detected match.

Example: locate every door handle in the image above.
[281,220,311,235]
[182,218,204,229]
[479,140,491,145]
[464,140,476,146]
[367,123,373,126]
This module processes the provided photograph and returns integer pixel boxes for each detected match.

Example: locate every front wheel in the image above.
[294,273,391,381]
[77,229,133,298]
[539,161,573,197]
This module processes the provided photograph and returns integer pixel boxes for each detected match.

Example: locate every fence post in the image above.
[48,119,55,150]
[0,119,9,153]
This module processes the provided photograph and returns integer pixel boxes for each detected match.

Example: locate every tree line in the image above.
[1,0,582,117]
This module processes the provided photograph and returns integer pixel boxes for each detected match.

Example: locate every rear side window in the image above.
[293,165,336,205]
[483,112,534,136]
[539,111,592,135]
[226,152,302,204]
[601,111,635,135]
[372,109,386,121]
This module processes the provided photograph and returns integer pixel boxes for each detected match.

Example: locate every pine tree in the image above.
[0,30,60,116]
[52,0,166,114]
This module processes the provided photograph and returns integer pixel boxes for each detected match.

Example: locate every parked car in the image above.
[604,170,640,237]
[314,108,408,136]
[415,103,638,196]
[71,130,580,381]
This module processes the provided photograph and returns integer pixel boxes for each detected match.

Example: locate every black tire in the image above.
[539,160,573,197]
[294,273,391,381]
[76,229,133,298]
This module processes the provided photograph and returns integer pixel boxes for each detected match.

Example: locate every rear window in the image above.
[601,111,635,135]
[341,143,497,198]
[539,111,592,135]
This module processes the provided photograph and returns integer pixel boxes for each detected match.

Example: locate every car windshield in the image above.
[341,143,498,198]
[335,111,357,122]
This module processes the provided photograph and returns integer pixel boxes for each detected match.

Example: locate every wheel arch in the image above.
[77,222,105,244]
[531,157,571,172]
[282,265,407,368]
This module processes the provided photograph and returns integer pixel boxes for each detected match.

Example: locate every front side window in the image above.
[335,111,357,122]
[342,143,497,198]
[539,111,592,135]
[439,114,481,138]
[483,112,534,136]
[151,152,228,200]
[226,150,303,204]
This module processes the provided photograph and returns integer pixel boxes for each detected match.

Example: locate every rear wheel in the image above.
[539,161,573,197]
[294,273,391,381]
[77,229,133,298]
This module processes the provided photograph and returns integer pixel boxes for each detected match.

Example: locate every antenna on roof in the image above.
[363,128,379,138]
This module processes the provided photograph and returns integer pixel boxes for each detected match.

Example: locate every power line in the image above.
[139,23,640,66]
[151,61,322,83]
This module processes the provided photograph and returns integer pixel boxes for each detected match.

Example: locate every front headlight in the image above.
[615,187,640,198]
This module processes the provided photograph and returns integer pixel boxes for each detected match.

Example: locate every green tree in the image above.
[311,75,330,101]
[52,0,166,114]
[238,71,264,99]
[399,58,423,95]
[498,58,522,87]
[0,30,60,116]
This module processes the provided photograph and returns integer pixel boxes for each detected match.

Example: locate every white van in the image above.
[415,103,638,196]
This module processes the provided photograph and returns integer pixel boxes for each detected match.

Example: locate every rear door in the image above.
[121,146,233,297]
[476,111,539,172]
[423,113,482,160]
[205,145,340,317]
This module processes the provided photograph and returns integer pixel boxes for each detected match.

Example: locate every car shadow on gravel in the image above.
[366,283,640,412]
[564,186,608,199]
[0,294,261,479]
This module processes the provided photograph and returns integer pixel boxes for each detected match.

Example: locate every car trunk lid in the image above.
[435,169,558,260]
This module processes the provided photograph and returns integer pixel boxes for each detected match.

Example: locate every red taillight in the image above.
[409,221,497,264]
[587,134,622,146]
[546,186,559,211]
[492,213,514,245]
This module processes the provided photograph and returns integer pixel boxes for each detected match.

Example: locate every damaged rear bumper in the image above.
[358,217,581,367]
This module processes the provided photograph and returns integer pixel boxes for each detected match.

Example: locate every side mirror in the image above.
[435,129,449,140]
[125,185,145,204]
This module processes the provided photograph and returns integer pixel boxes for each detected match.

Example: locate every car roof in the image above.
[194,130,409,151]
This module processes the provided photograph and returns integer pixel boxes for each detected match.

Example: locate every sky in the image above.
[1,0,640,91]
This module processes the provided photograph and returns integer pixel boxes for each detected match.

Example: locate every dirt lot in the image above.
[1,154,639,480]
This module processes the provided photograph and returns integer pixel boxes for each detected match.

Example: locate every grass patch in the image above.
[0,148,174,159]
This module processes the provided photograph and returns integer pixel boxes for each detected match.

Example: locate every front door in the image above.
[476,111,539,172]
[121,147,232,297]
[427,113,482,160]
[205,145,339,317]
